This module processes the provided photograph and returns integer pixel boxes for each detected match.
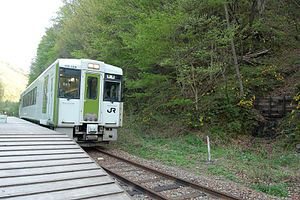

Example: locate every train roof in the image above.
[22,59,122,95]
[58,59,123,75]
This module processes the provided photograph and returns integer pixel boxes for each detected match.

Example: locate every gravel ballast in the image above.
[87,147,298,200]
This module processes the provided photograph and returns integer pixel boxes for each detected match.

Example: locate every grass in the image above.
[250,183,289,197]
[112,116,299,198]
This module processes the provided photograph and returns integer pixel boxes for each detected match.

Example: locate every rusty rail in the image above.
[95,148,242,200]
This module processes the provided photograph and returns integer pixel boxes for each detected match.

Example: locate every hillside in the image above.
[0,61,28,102]
[27,0,299,198]
[28,0,299,136]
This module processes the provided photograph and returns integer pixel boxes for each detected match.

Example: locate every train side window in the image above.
[33,87,37,105]
[58,68,81,99]
[21,87,37,107]
[87,77,98,99]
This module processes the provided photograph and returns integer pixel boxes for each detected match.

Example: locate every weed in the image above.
[207,165,240,182]
[212,167,228,176]
[250,183,289,197]
[274,154,298,167]
[225,174,240,183]
[207,165,217,172]
[115,116,299,198]
[185,133,203,146]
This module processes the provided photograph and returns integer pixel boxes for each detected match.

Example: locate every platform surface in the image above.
[0,117,131,200]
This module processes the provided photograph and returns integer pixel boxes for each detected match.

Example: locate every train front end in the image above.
[56,59,123,146]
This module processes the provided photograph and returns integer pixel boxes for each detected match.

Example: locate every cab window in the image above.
[103,74,122,102]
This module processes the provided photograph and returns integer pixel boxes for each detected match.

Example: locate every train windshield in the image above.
[104,74,122,102]
[58,68,81,99]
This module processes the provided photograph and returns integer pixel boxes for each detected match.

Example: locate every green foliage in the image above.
[19,3,300,196]
[164,98,194,107]
[28,0,299,144]
[0,81,3,102]
[0,101,19,116]
[183,90,260,139]
[251,183,289,197]
[115,116,299,197]
[273,153,298,167]
[277,90,300,147]
[242,64,286,95]
[184,133,203,146]
[29,27,58,84]
[209,125,225,140]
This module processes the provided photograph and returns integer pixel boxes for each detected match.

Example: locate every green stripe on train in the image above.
[53,62,59,126]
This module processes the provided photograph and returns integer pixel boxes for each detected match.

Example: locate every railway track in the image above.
[87,147,242,200]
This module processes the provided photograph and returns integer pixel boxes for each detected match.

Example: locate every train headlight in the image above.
[93,64,100,69]
[88,63,100,70]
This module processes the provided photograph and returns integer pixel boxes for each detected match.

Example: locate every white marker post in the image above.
[207,136,211,162]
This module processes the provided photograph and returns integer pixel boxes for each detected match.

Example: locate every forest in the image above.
[28,0,299,197]
[29,0,299,141]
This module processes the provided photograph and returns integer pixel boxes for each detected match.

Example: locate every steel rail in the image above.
[101,165,171,200]
[96,148,242,200]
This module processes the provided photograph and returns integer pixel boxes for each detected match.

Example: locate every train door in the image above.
[83,73,100,121]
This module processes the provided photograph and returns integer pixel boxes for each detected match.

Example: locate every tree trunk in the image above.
[210,43,214,83]
[220,65,229,104]
[179,69,186,98]
[224,3,244,98]
[249,0,257,27]
[257,0,266,16]
[191,65,198,111]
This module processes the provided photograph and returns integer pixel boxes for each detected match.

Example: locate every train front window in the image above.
[58,68,81,99]
[104,82,121,102]
[104,74,122,102]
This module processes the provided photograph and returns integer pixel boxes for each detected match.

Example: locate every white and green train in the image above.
[19,59,123,146]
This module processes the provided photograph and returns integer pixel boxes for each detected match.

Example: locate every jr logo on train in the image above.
[19,59,123,146]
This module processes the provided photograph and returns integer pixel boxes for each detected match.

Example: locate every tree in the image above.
[29,27,58,84]
[28,0,299,127]
[224,3,244,97]
[0,80,3,103]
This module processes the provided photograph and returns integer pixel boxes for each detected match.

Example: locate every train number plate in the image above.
[87,124,98,134]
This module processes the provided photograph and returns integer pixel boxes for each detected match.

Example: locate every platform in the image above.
[0,117,131,200]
